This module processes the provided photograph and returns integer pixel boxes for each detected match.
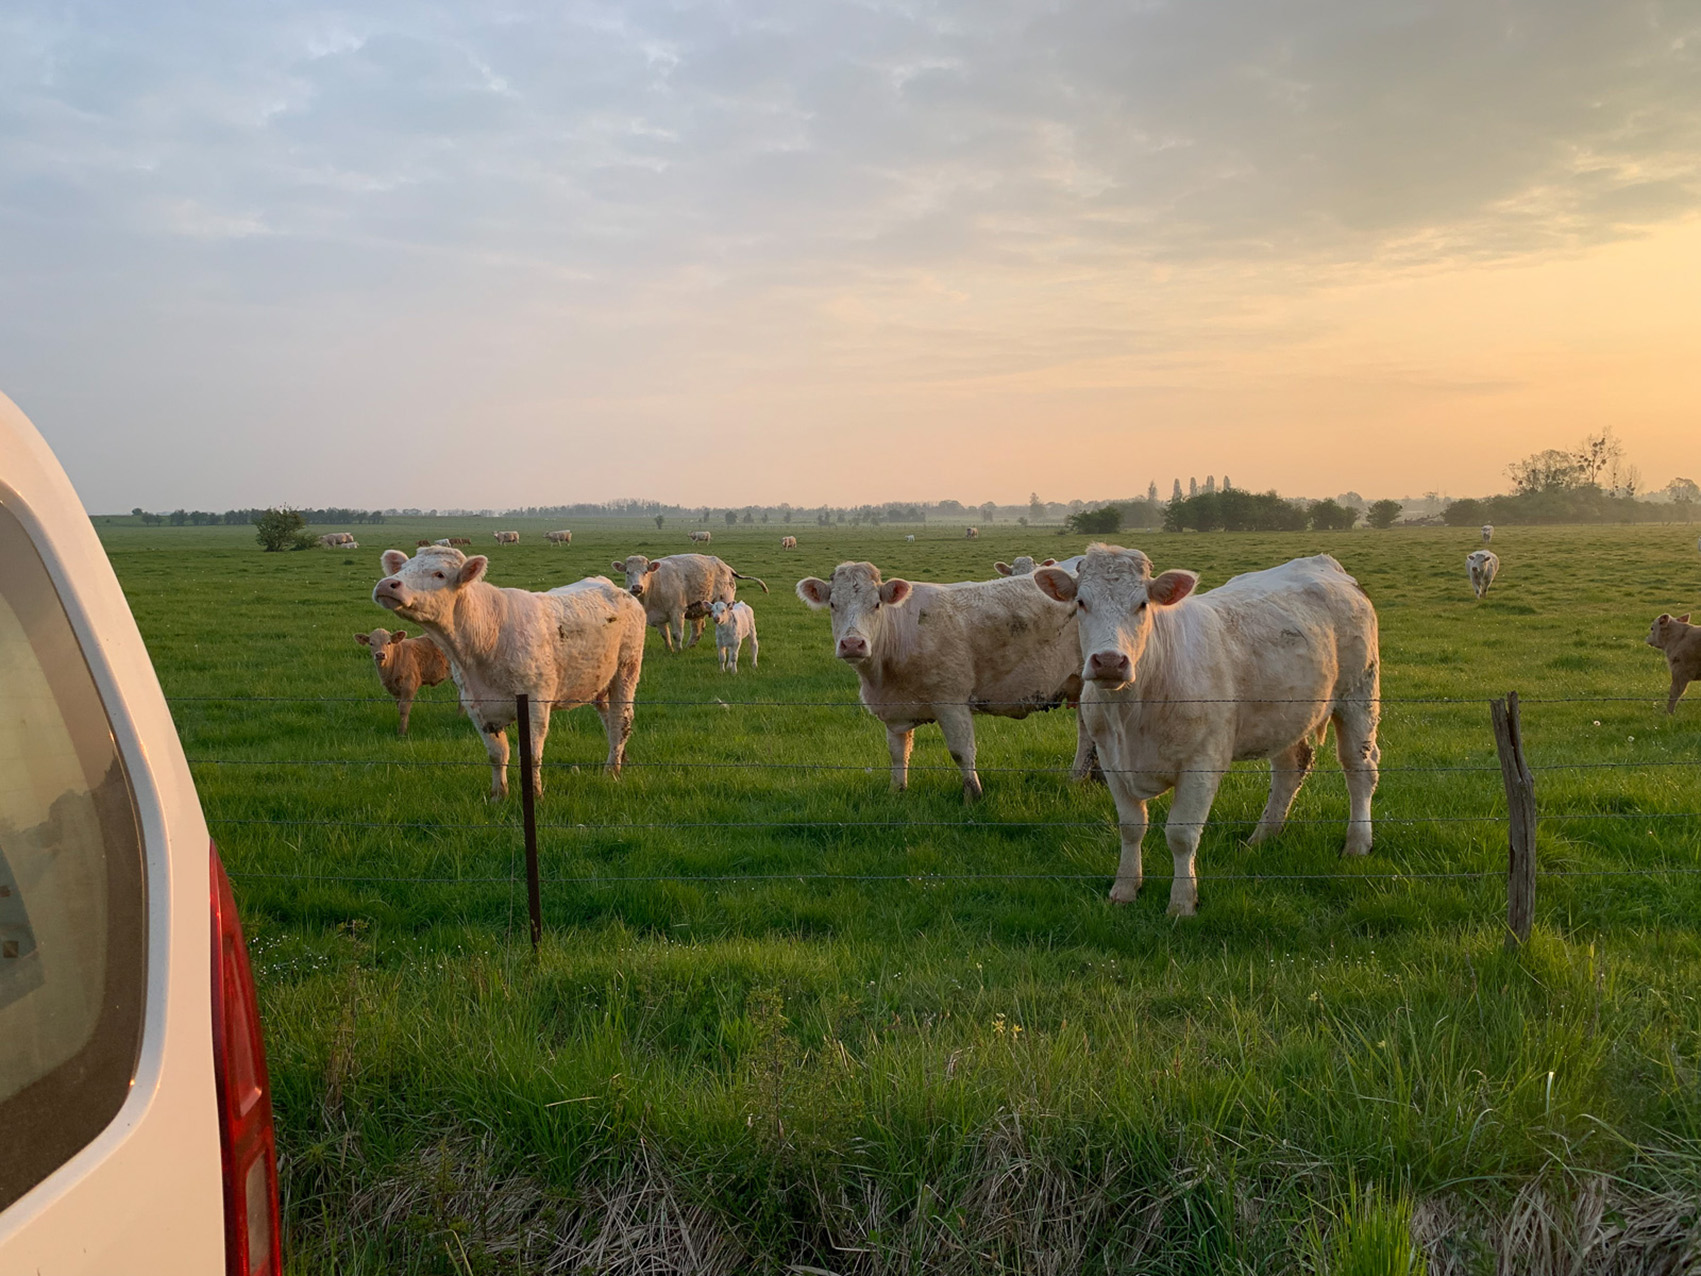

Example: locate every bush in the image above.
[1164,489,1307,533]
[254,508,314,552]
[1065,505,1123,535]
[1308,498,1359,531]
[1366,499,1403,529]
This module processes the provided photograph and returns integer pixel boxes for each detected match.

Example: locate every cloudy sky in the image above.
[2,1,1697,512]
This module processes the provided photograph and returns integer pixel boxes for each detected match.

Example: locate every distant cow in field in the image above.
[613,553,769,651]
[547,530,573,545]
[373,547,646,799]
[416,540,433,548]
[709,600,759,672]
[965,527,979,540]
[1646,613,1700,714]
[448,537,472,546]
[434,538,452,546]
[1482,524,1494,543]
[1033,548,1380,916]
[906,534,916,542]
[781,536,798,549]
[319,533,355,548]
[1467,550,1499,599]
[354,627,451,735]
[796,561,1095,801]
[493,531,520,544]
[690,530,712,544]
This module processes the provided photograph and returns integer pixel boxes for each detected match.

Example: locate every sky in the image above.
[1,1,1697,513]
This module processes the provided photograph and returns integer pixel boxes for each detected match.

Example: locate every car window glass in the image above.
[0,502,146,1212]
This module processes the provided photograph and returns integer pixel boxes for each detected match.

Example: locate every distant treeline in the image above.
[130,507,386,526]
[1442,489,1695,526]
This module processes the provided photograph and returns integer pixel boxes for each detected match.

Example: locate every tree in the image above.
[1147,481,1159,503]
[1066,505,1123,535]
[1441,498,1486,527]
[254,507,312,552]
[1029,492,1045,522]
[1366,499,1403,530]
[654,514,665,529]
[169,508,189,526]
[1171,479,1183,502]
[1507,449,1584,495]
[1308,499,1358,531]
[724,510,738,526]
[979,501,997,523]
[131,506,144,516]
[1666,477,1700,504]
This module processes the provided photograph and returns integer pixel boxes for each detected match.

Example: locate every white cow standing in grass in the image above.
[1482,524,1494,543]
[613,553,769,651]
[1033,547,1381,916]
[1467,550,1499,599]
[373,547,646,799]
[797,561,1096,800]
[493,530,520,544]
[547,530,573,545]
[709,600,759,672]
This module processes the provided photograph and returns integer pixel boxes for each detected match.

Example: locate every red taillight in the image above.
[211,843,281,1276]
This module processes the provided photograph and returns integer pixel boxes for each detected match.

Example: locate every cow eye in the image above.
[434,571,445,579]
[1077,600,1089,614]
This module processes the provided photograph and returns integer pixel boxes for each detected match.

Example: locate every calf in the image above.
[354,627,451,735]
[780,535,798,549]
[547,530,573,545]
[373,548,646,798]
[1646,613,1700,714]
[797,562,1095,800]
[709,600,759,672]
[493,530,520,544]
[1467,550,1499,599]
[1034,548,1380,916]
[906,534,916,542]
[613,553,768,650]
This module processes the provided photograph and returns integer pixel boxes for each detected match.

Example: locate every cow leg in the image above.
[1164,773,1223,917]
[523,704,551,799]
[886,725,913,791]
[1333,706,1380,857]
[1102,770,1148,903]
[1669,672,1689,715]
[749,631,758,669]
[1251,739,1314,845]
[482,724,511,801]
[599,672,639,778]
[1070,712,1100,783]
[396,690,415,736]
[688,616,706,648]
[935,704,982,803]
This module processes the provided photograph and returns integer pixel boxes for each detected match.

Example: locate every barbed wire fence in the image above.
[170,690,1701,952]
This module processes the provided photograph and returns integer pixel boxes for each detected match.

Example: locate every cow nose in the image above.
[1087,650,1131,681]
[837,635,868,659]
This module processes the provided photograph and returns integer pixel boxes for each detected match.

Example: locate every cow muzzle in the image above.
[836,634,869,661]
[1085,650,1132,685]
[373,579,406,611]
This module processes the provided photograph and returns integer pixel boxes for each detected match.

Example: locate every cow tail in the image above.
[732,571,770,594]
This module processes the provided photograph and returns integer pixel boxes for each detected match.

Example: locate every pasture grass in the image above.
[104,516,1701,1272]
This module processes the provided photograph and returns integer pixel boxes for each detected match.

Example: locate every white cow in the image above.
[318,532,355,548]
[1467,550,1499,600]
[1034,548,1380,916]
[613,553,769,651]
[906,534,916,543]
[796,562,1096,800]
[1482,524,1494,543]
[709,600,759,672]
[965,527,980,540]
[780,536,798,549]
[690,530,713,544]
[434,538,453,546]
[547,530,573,545]
[373,547,645,799]
[493,530,520,544]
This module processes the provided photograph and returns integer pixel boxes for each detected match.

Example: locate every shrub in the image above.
[1065,505,1123,535]
[1366,499,1403,529]
[254,507,314,552]
[1308,498,1359,531]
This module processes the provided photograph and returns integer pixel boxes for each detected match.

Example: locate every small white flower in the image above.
[1592,720,1602,727]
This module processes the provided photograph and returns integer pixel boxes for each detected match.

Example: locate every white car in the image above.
[0,393,280,1274]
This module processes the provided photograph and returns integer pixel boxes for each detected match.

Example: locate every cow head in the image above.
[1033,544,1196,689]
[994,556,1039,577]
[1648,613,1692,649]
[354,627,407,670]
[796,561,912,663]
[373,547,487,623]
[613,554,661,597]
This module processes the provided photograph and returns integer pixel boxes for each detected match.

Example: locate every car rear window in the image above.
[0,502,147,1213]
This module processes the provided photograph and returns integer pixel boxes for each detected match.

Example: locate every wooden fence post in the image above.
[1491,691,1536,950]
[516,693,542,952]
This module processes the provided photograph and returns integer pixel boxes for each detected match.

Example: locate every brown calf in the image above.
[1646,613,1700,714]
[355,627,452,734]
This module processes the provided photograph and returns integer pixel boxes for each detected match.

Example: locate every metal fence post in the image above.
[1491,691,1536,949]
[516,693,542,952]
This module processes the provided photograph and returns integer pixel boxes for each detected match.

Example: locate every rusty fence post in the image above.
[516,693,542,952]
[1491,691,1536,949]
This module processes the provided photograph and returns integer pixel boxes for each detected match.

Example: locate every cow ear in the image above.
[1041,559,1056,566]
[1033,567,1077,603]
[1680,614,1692,624]
[354,633,371,646]
[458,555,489,585]
[880,579,913,606]
[389,629,407,643]
[611,560,626,573]
[644,561,660,574]
[796,578,831,608]
[381,549,408,575]
[1658,614,1672,622]
[994,562,1012,576]
[1147,570,1198,606]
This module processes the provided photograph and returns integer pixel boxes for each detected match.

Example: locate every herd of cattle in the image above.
[358,531,1697,915]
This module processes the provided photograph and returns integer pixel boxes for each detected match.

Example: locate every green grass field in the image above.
[102,516,1701,1274]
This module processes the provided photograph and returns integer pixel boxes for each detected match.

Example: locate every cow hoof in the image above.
[1108,882,1141,905]
[1166,900,1198,918]
[1341,842,1372,859]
